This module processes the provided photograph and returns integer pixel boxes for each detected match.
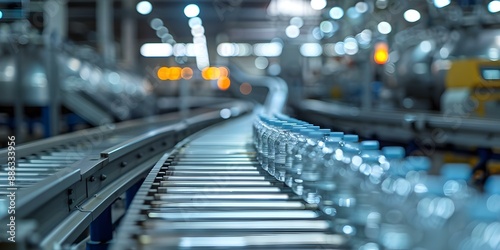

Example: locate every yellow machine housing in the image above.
[444,59,500,117]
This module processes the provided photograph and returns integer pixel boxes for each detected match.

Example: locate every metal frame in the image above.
[0,100,252,246]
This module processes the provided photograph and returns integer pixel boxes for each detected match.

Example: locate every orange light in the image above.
[168,67,182,80]
[240,82,252,95]
[202,67,222,80]
[157,67,169,80]
[374,42,389,65]
[181,67,193,80]
[217,76,231,91]
[219,67,229,77]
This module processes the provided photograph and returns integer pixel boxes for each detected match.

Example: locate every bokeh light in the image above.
[217,76,231,90]
[240,82,252,95]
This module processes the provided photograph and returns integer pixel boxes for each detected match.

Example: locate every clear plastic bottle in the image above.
[303,135,343,204]
[410,164,473,249]
[254,115,268,164]
[285,128,314,187]
[273,123,295,181]
[450,176,500,250]
[291,131,323,195]
[266,120,285,175]
[318,134,360,216]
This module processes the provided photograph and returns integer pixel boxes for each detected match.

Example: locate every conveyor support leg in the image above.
[86,206,113,250]
[473,148,491,185]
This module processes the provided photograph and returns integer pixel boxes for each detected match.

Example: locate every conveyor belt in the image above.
[113,115,346,250]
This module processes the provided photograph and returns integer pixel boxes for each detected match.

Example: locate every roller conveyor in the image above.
[113,115,347,250]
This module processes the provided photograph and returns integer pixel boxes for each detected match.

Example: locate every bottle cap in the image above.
[330,132,344,138]
[308,131,324,139]
[343,134,359,142]
[484,176,500,194]
[319,129,331,135]
[405,156,431,171]
[361,140,379,150]
[440,163,471,180]
[382,146,405,159]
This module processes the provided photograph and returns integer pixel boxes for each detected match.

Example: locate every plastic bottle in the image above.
[285,128,314,187]
[303,135,343,204]
[291,131,323,195]
[273,123,295,181]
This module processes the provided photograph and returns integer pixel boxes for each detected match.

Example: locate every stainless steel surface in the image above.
[113,115,346,250]
[297,99,500,148]
[0,101,252,244]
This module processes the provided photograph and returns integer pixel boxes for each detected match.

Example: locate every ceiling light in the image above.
[136,1,152,15]
[404,9,421,22]
[184,4,200,18]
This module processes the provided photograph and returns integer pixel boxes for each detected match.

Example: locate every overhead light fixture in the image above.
[488,0,500,13]
[377,21,392,34]
[285,25,300,38]
[300,43,323,57]
[140,43,173,57]
[136,1,152,15]
[329,7,344,19]
[404,9,421,22]
[253,42,283,57]
[184,4,200,18]
[310,0,327,10]
[290,17,304,28]
[433,0,451,8]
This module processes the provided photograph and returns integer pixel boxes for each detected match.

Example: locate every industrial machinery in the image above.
[442,59,500,118]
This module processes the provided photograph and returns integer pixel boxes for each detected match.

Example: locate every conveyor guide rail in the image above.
[113,115,346,250]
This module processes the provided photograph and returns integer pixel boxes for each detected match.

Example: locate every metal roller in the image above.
[113,116,347,250]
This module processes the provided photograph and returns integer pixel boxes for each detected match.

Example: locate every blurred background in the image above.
[0,0,500,174]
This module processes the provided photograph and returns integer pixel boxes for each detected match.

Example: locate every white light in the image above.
[347,7,361,19]
[488,0,500,13]
[377,21,392,34]
[150,18,163,30]
[355,2,369,13]
[439,47,450,58]
[433,0,451,8]
[188,17,202,28]
[285,25,300,38]
[329,7,344,19]
[184,4,200,18]
[254,43,283,57]
[220,108,231,119]
[311,0,327,10]
[218,43,235,57]
[320,21,334,33]
[312,27,323,40]
[489,48,499,60]
[191,25,205,37]
[334,42,345,55]
[217,43,253,57]
[237,43,253,56]
[156,27,169,38]
[376,0,388,9]
[268,0,318,16]
[290,17,304,28]
[300,43,323,57]
[268,63,281,75]
[419,40,432,53]
[140,43,173,57]
[404,9,421,22]
[173,43,187,57]
[136,1,152,15]
[185,44,196,57]
[323,43,336,56]
[255,57,269,69]
[344,37,359,55]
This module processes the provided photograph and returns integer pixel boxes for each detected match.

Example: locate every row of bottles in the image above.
[253,113,500,250]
